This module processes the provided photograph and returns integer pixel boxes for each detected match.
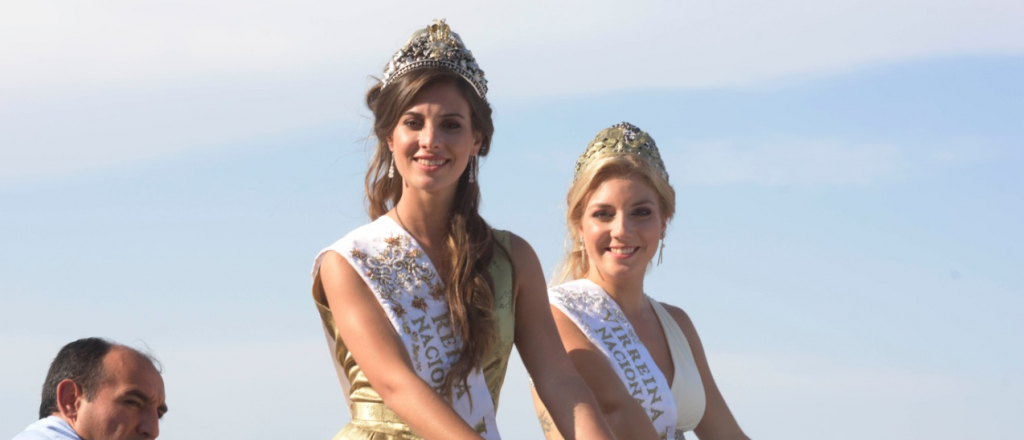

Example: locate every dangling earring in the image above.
[657,231,666,266]
[579,236,588,272]
[468,156,477,183]
[388,155,395,179]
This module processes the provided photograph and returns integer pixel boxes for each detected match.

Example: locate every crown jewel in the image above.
[574,122,669,182]
[381,19,488,98]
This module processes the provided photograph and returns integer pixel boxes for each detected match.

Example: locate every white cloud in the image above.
[0,75,351,185]
[662,137,1015,187]
[1,0,1020,95]
[1,0,1021,185]
[667,139,905,186]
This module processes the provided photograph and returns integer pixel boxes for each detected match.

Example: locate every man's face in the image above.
[74,347,167,440]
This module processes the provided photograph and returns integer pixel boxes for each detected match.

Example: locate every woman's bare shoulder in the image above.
[657,301,699,336]
[505,231,541,265]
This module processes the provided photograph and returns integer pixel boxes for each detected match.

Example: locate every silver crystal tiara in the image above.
[381,19,488,99]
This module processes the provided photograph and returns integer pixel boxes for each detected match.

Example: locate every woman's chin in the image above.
[595,262,649,281]
[402,175,461,194]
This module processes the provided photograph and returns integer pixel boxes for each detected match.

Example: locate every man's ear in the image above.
[55,379,83,420]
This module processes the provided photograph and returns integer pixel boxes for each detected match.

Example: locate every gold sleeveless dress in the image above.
[312,230,516,440]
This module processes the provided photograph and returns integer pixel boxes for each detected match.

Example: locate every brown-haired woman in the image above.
[532,123,750,440]
[311,20,615,440]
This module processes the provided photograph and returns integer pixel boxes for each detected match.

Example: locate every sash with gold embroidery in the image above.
[314,216,501,439]
[549,279,682,440]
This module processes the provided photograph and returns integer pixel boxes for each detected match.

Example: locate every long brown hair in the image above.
[364,68,499,400]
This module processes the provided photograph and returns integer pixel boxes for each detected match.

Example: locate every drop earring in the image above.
[657,231,666,266]
[468,156,477,183]
[388,155,395,179]
[579,236,590,272]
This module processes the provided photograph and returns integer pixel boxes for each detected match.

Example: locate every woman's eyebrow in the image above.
[401,111,467,120]
[588,198,655,208]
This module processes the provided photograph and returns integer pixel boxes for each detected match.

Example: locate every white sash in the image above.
[549,279,683,440]
[315,216,501,439]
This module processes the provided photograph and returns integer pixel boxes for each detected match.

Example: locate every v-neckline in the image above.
[577,278,677,388]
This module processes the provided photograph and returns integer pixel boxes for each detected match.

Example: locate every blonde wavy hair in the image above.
[552,153,677,284]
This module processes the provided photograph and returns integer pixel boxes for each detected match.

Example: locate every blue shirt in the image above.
[11,416,81,440]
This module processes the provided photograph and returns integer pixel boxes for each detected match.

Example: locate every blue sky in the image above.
[1,2,1022,439]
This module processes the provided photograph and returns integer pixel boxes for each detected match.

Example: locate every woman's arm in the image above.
[530,386,565,440]
[318,251,483,440]
[529,304,661,440]
[663,304,750,440]
[546,306,661,440]
[508,234,617,440]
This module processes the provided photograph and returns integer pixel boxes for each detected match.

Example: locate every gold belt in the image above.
[348,402,421,439]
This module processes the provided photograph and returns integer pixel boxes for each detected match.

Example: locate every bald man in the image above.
[12,337,167,440]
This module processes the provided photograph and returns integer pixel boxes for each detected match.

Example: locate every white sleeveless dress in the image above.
[549,279,705,439]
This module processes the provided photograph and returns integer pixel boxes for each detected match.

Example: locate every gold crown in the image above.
[573,122,669,182]
[381,19,488,98]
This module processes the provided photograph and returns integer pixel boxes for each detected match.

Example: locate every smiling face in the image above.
[386,80,483,196]
[72,347,167,440]
[580,175,666,285]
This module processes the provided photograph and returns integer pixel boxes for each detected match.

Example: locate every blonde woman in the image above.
[533,123,749,440]
[311,20,614,440]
